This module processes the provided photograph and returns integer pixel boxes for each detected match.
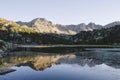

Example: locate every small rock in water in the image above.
[0,68,16,75]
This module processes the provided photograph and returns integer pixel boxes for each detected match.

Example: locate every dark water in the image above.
[0,48,120,80]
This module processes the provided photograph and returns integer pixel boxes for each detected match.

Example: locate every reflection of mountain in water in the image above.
[59,51,120,68]
[16,54,75,71]
[0,52,76,71]
[0,49,120,70]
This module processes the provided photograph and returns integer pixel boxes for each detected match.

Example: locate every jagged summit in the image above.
[25,18,104,34]
[17,18,76,35]
[30,18,52,24]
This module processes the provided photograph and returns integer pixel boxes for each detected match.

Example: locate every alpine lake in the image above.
[0,46,120,80]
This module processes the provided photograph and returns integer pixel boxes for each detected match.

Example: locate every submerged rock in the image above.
[0,68,16,75]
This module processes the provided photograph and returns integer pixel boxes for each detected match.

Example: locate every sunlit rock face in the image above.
[17,18,76,35]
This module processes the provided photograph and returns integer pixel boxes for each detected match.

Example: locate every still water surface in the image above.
[0,48,120,80]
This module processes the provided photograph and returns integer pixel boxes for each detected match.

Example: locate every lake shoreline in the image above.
[17,44,120,48]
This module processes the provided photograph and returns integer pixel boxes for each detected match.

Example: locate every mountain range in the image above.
[17,18,120,35]
[0,18,120,45]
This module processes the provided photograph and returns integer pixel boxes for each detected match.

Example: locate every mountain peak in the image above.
[32,18,46,22]
[104,21,120,28]
[30,18,52,25]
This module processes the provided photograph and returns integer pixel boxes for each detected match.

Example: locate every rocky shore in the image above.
[0,40,17,57]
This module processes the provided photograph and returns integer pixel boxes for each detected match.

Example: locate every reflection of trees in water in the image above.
[16,47,86,53]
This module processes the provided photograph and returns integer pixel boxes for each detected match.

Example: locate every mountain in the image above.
[56,21,120,33]
[17,18,76,35]
[56,22,103,33]
[104,21,120,28]
[17,18,104,35]
[0,18,74,44]
[1,18,120,45]
[17,18,120,35]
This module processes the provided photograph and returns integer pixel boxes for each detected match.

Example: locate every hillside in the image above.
[72,25,120,45]
[0,18,37,33]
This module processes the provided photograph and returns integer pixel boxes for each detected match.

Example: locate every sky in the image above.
[0,0,120,25]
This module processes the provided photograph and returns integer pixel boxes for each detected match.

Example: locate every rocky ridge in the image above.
[17,18,120,35]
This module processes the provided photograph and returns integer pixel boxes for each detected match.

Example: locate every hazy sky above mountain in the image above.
[0,0,120,25]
